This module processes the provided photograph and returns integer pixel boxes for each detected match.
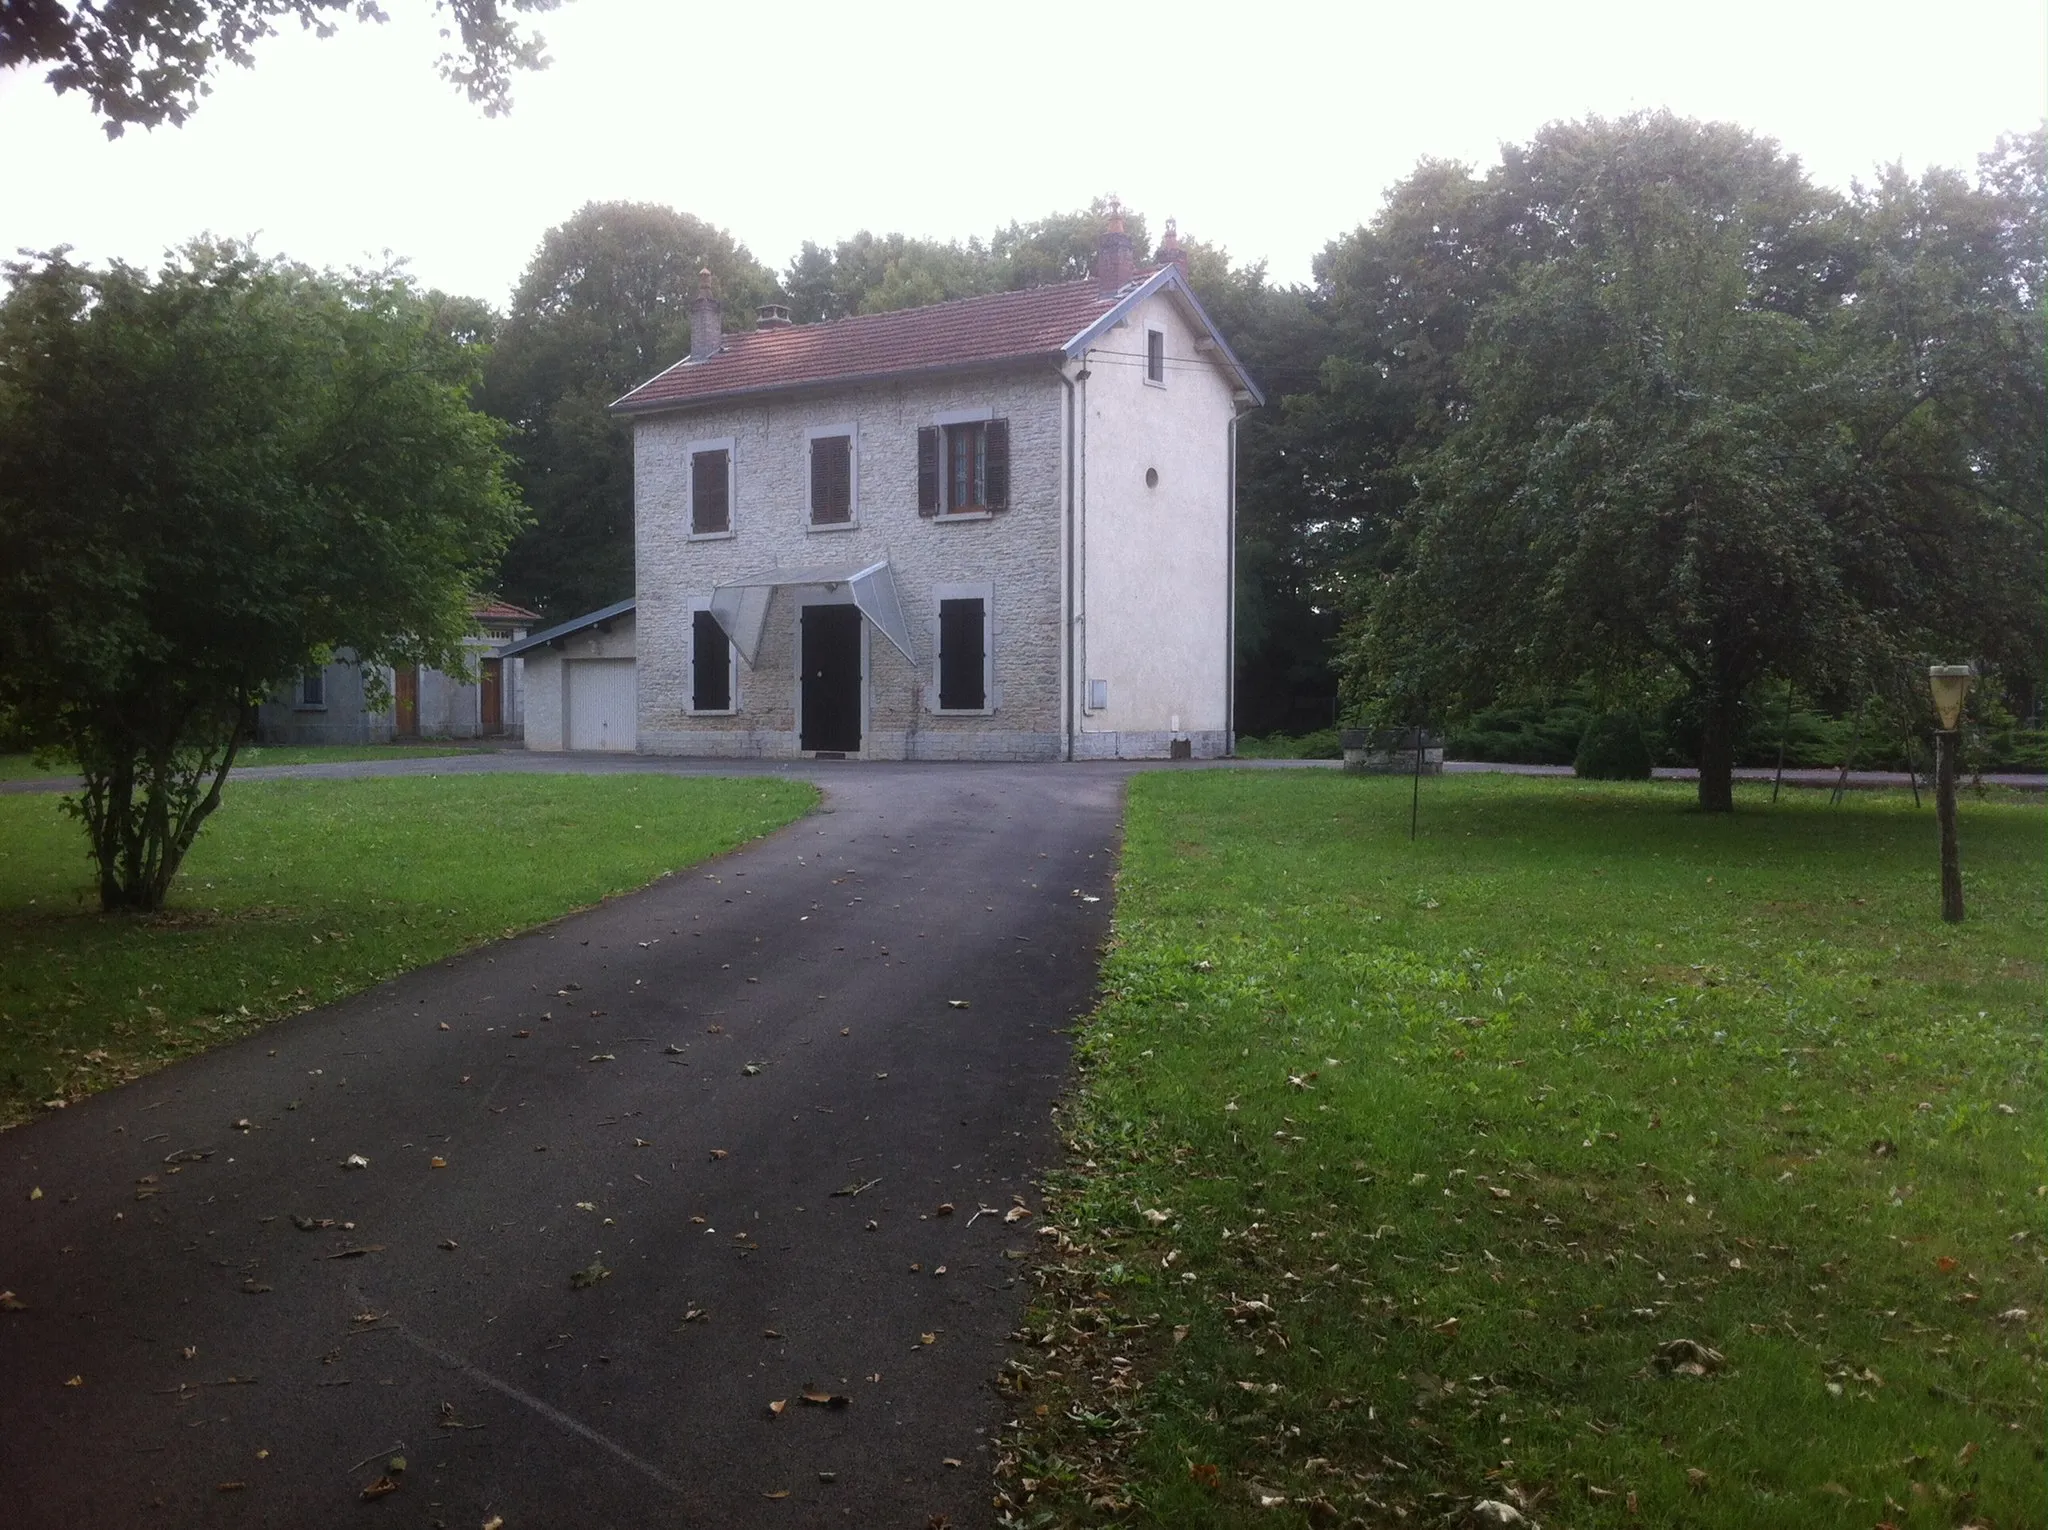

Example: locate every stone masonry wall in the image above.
[634,366,1064,759]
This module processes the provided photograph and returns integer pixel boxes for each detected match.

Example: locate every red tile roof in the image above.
[612,279,1136,414]
[473,600,540,624]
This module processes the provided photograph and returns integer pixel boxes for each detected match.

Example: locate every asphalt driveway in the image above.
[1,762,1126,1527]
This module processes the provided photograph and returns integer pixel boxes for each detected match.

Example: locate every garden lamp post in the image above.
[1928,664,1974,923]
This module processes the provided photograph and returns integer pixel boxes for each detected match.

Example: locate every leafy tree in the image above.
[0,0,559,137]
[0,242,523,910]
[485,202,778,616]
[783,200,1153,322]
[1337,113,2041,811]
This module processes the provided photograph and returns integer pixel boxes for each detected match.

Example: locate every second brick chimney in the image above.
[1156,217,1188,279]
[1094,204,1135,293]
[689,268,722,362]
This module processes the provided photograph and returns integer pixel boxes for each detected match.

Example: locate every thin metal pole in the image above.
[1936,728,1964,921]
[1903,741,1921,808]
[1410,719,1424,842]
[1772,680,1794,803]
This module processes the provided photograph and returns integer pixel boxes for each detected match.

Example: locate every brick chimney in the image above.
[1157,217,1188,279]
[689,268,722,362]
[1094,202,1135,293]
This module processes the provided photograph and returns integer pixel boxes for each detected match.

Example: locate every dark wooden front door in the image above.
[394,666,420,738]
[800,605,862,754]
[480,658,503,735]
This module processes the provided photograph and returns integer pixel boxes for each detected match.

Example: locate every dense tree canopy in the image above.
[484,202,777,617]
[1330,115,2043,809]
[0,0,559,136]
[0,242,524,908]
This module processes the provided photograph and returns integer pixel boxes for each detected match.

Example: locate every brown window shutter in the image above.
[811,436,851,523]
[984,419,1009,510]
[692,449,730,534]
[917,427,940,515]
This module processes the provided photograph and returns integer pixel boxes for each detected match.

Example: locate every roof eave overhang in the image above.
[497,598,637,659]
[1059,267,1265,407]
[609,350,1067,419]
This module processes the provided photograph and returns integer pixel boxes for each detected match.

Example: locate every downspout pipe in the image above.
[1226,409,1239,755]
[1059,366,1077,762]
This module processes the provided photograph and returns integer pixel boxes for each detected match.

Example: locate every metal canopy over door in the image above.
[800,605,862,754]
[567,659,636,751]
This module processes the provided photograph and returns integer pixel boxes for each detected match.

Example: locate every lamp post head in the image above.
[1928,664,1975,731]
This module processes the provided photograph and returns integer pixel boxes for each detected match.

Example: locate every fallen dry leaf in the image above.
[947,1000,970,1010]
[570,1259,611,1290]
[942,1457,962,1468]
[0,1292,27,1312]
[1655,1338,1727,1376]
[430,1157,447,1169]
[360,1476,400,1500]
[482,1518,504,1530]
[1004,1205,1030,1223]
[763,1488,789,1500]
[341,1154,370,1171]
[799,1386,850,1408]
[767,1399,787,1418]
[216,1481,248,1493]
[934,1203,954,1217]
[1190,1462,1221,1490]
[1687,1467,1710,1494]
[918,1332,936,1346]
[709,1149,729,1161]
[63,1374,83,1387]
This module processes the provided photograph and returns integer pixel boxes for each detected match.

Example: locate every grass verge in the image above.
[1000,773,2044,1529]
[0,744,478,780]
[0,773,816,1127]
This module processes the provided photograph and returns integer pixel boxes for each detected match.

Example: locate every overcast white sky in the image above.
[2,0,2041,305]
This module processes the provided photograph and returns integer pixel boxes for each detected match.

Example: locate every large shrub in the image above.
[1575,712,1655,780]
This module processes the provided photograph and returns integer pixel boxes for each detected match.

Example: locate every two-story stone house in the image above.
[519,217,1260,761]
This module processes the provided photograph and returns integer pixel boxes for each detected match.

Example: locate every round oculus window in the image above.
[1145,467,1159,488]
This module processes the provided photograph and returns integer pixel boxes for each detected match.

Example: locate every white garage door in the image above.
[566,660,637,752]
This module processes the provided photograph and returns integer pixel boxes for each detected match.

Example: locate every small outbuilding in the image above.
[498,600,639,752]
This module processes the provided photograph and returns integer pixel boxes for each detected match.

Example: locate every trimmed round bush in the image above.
[1575,712,1654,780]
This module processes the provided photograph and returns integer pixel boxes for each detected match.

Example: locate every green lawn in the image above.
[1001,774,2044,1529]
[0,773,816,1127]
[0,743,477,780]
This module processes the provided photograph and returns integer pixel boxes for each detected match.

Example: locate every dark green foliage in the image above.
[1574,711,1654,779]
[1336,115,2044,813]
[0,242,523,911]
[781,199,1151,322]
[1445,698,1593,765]
[1232,727,1343,760]
[0,0,558,137]
[483,203,779,617]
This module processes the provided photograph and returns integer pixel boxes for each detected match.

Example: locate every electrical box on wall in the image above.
[1086,679,1109,711]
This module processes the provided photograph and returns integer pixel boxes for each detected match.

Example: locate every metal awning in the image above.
[707,559,917,668]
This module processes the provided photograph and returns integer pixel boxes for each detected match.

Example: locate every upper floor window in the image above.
[1145,327,1165,385]
[917,418,1010,516]
[807,428,855,527]
[689,442,732,536]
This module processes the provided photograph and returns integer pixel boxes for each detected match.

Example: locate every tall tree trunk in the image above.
[1697,686,1738,813]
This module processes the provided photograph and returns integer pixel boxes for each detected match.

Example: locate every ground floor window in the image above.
[297,670,326,708]
[936,593,988,711]
[690,607,735,712]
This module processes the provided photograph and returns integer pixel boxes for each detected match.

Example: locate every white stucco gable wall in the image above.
[1073,287,1239,756]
